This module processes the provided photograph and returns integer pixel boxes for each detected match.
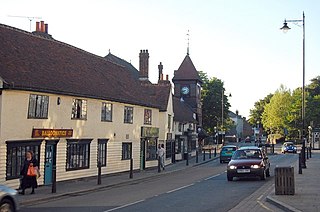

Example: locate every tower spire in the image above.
[187,30,190,55]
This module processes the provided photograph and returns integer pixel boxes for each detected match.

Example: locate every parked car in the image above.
[227,146,270,181]
[0,184,19,212]
[281,142,297,154]
[220,145,237,163]
[244,136,251,143]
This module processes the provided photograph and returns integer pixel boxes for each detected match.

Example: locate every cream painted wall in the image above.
[0,90,168,186]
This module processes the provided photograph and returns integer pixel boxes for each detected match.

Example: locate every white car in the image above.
[0,184,19,212]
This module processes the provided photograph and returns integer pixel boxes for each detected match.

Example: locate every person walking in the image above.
[19,150,39,195]
[157,144,165,170]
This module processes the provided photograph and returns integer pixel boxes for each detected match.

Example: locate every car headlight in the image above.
[251,164,261,169]
[229,165,237,169]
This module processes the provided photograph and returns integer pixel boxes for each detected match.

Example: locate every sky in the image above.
[1,0,320,118]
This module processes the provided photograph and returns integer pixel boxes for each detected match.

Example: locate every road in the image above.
[20,150,298,212]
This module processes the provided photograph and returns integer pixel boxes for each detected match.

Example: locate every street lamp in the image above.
[280,12,306,167]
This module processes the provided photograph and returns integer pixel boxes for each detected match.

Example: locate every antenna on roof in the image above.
[186,29,190,55]
[8,15,42,32]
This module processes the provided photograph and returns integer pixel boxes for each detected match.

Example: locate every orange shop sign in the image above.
[32,129,73,138]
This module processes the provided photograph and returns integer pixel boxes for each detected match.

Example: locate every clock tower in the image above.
[172,54,202,126]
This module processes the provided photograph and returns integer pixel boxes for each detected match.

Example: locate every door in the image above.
[140,139,146,170]
[44,144,54,185]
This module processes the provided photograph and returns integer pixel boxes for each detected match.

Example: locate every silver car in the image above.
[0,184,19,212]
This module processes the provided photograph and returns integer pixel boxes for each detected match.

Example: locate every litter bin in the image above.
[275,166,295,195]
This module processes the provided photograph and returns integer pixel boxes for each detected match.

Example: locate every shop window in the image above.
[101,103,112,122]
[122,143,132,160]
[28,94,49,119]
[124,106,133,124]
[66,139,91,171]
[71,99,87,120]
[6,140,41,180]
[97,139,108,167]
[166,140,172,159]
[146,139,157,161]
[144,109,152,125]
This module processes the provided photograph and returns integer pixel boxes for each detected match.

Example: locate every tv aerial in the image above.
[8,15,42,31]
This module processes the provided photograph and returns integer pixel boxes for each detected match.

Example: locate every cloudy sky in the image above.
[1,0,319,118]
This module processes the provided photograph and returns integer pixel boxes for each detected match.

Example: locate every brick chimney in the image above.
[33,21,53,39]
[139,50,149,81]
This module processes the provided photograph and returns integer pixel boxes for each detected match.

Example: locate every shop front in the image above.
[140,127,159,170]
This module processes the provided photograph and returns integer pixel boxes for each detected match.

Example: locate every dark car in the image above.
[227,146,270,181]
[220,145,237,163]
[281,142,297,154]
[0,184,19,212]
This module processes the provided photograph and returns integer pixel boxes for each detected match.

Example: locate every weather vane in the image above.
[187,29,190,55]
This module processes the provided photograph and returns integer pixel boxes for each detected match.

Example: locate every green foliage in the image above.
[198,71,231,134]
[248,93,273,127]
[262,85,292,136]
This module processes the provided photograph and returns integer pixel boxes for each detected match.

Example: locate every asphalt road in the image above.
[20,151,298,212]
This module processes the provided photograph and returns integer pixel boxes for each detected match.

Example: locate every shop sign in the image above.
[32,128,73,138]
[141,127,159,138]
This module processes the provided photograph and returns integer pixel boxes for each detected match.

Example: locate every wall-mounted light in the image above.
[57,97,61,105]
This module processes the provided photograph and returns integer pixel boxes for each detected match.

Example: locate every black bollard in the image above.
[97,162,102,185]
[306,147,309,159]
[186,153,189,166]
[214,147,217,157]
[130,158,133,178]
[309,147,312,158]
[203,150,206,161]
[196,150,199,163]
[209,149,212,159]
[52,164,56,193]
[158,156,161,173]
[272,144,275,154]
[298,153,302,174]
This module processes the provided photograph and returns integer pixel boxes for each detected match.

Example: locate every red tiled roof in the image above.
[172,54,202,83]
[0,24,162,109]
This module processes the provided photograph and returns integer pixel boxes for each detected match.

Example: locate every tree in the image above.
[306,76,320,127]
[262,85,292,136]
[248,93,273,128]
[198,71,231,134]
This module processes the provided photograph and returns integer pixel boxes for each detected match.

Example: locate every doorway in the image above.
[140,139,146,170]
[44,141,58,185]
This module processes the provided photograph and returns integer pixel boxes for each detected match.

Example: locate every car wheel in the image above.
[0,198,15,212]
[261,169,266,180]
[227,175,233,181]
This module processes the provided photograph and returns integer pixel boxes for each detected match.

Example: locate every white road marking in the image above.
[166,183,194,194]
[104,199,145,212]
[257,200,273,211]
[204,174,221,181]
[257,195,264,200]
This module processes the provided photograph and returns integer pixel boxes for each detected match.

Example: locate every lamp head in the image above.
[280,21,291,33]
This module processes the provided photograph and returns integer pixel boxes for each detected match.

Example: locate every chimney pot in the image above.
[45,24,48,33]
[40,21,45,32]
[36,22,40,31]
[166,74,169,81]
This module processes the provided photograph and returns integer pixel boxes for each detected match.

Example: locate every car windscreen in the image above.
[232,149,262,159]
[222,147,236,152]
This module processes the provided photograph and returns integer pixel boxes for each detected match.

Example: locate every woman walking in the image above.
[19,150,39,195]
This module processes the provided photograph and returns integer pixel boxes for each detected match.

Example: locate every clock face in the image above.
[181,86,190,95]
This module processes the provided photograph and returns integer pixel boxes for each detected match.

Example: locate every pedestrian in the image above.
[157,144,165,170]
[19,150,39,195]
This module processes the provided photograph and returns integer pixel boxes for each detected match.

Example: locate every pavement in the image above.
[18,147,320,212]
[18,151,218,207]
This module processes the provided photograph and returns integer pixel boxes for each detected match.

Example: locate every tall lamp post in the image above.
[280,12,306,167]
